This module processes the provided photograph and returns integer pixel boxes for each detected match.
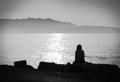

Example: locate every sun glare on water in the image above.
[44,33,64,64]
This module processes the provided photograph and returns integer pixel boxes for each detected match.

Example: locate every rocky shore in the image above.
[0,60,120,82]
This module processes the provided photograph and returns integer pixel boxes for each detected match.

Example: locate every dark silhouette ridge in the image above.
[0,61,120,82]
[37,61,120,73]
[38,62,67,72]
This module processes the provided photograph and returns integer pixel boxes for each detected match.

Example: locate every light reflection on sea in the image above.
[43,33,64,63]
[0,33,120,68]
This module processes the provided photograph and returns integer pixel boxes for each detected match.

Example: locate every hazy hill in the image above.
[0,18,120,33]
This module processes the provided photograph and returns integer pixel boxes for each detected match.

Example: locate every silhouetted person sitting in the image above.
[73,44,85,65]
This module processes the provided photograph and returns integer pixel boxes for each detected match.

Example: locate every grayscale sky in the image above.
[0,0,120,27]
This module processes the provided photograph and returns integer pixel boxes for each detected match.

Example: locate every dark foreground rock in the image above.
[0,60,120,82]
[38,62,120,74]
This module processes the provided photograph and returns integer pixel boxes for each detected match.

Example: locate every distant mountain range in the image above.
[0,18,120,33]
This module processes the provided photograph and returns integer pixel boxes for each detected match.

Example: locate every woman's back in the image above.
[75,49,85,60]
[73,44,85,64]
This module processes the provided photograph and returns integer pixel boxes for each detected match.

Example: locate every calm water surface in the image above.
[0,33,120,68]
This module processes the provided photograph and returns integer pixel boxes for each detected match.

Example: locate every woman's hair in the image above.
[77,44,82,50]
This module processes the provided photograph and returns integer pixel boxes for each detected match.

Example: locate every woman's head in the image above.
[77,44,82,50]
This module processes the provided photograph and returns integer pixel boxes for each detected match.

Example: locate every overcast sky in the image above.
[0,0,120,27]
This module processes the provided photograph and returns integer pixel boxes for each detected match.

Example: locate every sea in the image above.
[0,33,120,68]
